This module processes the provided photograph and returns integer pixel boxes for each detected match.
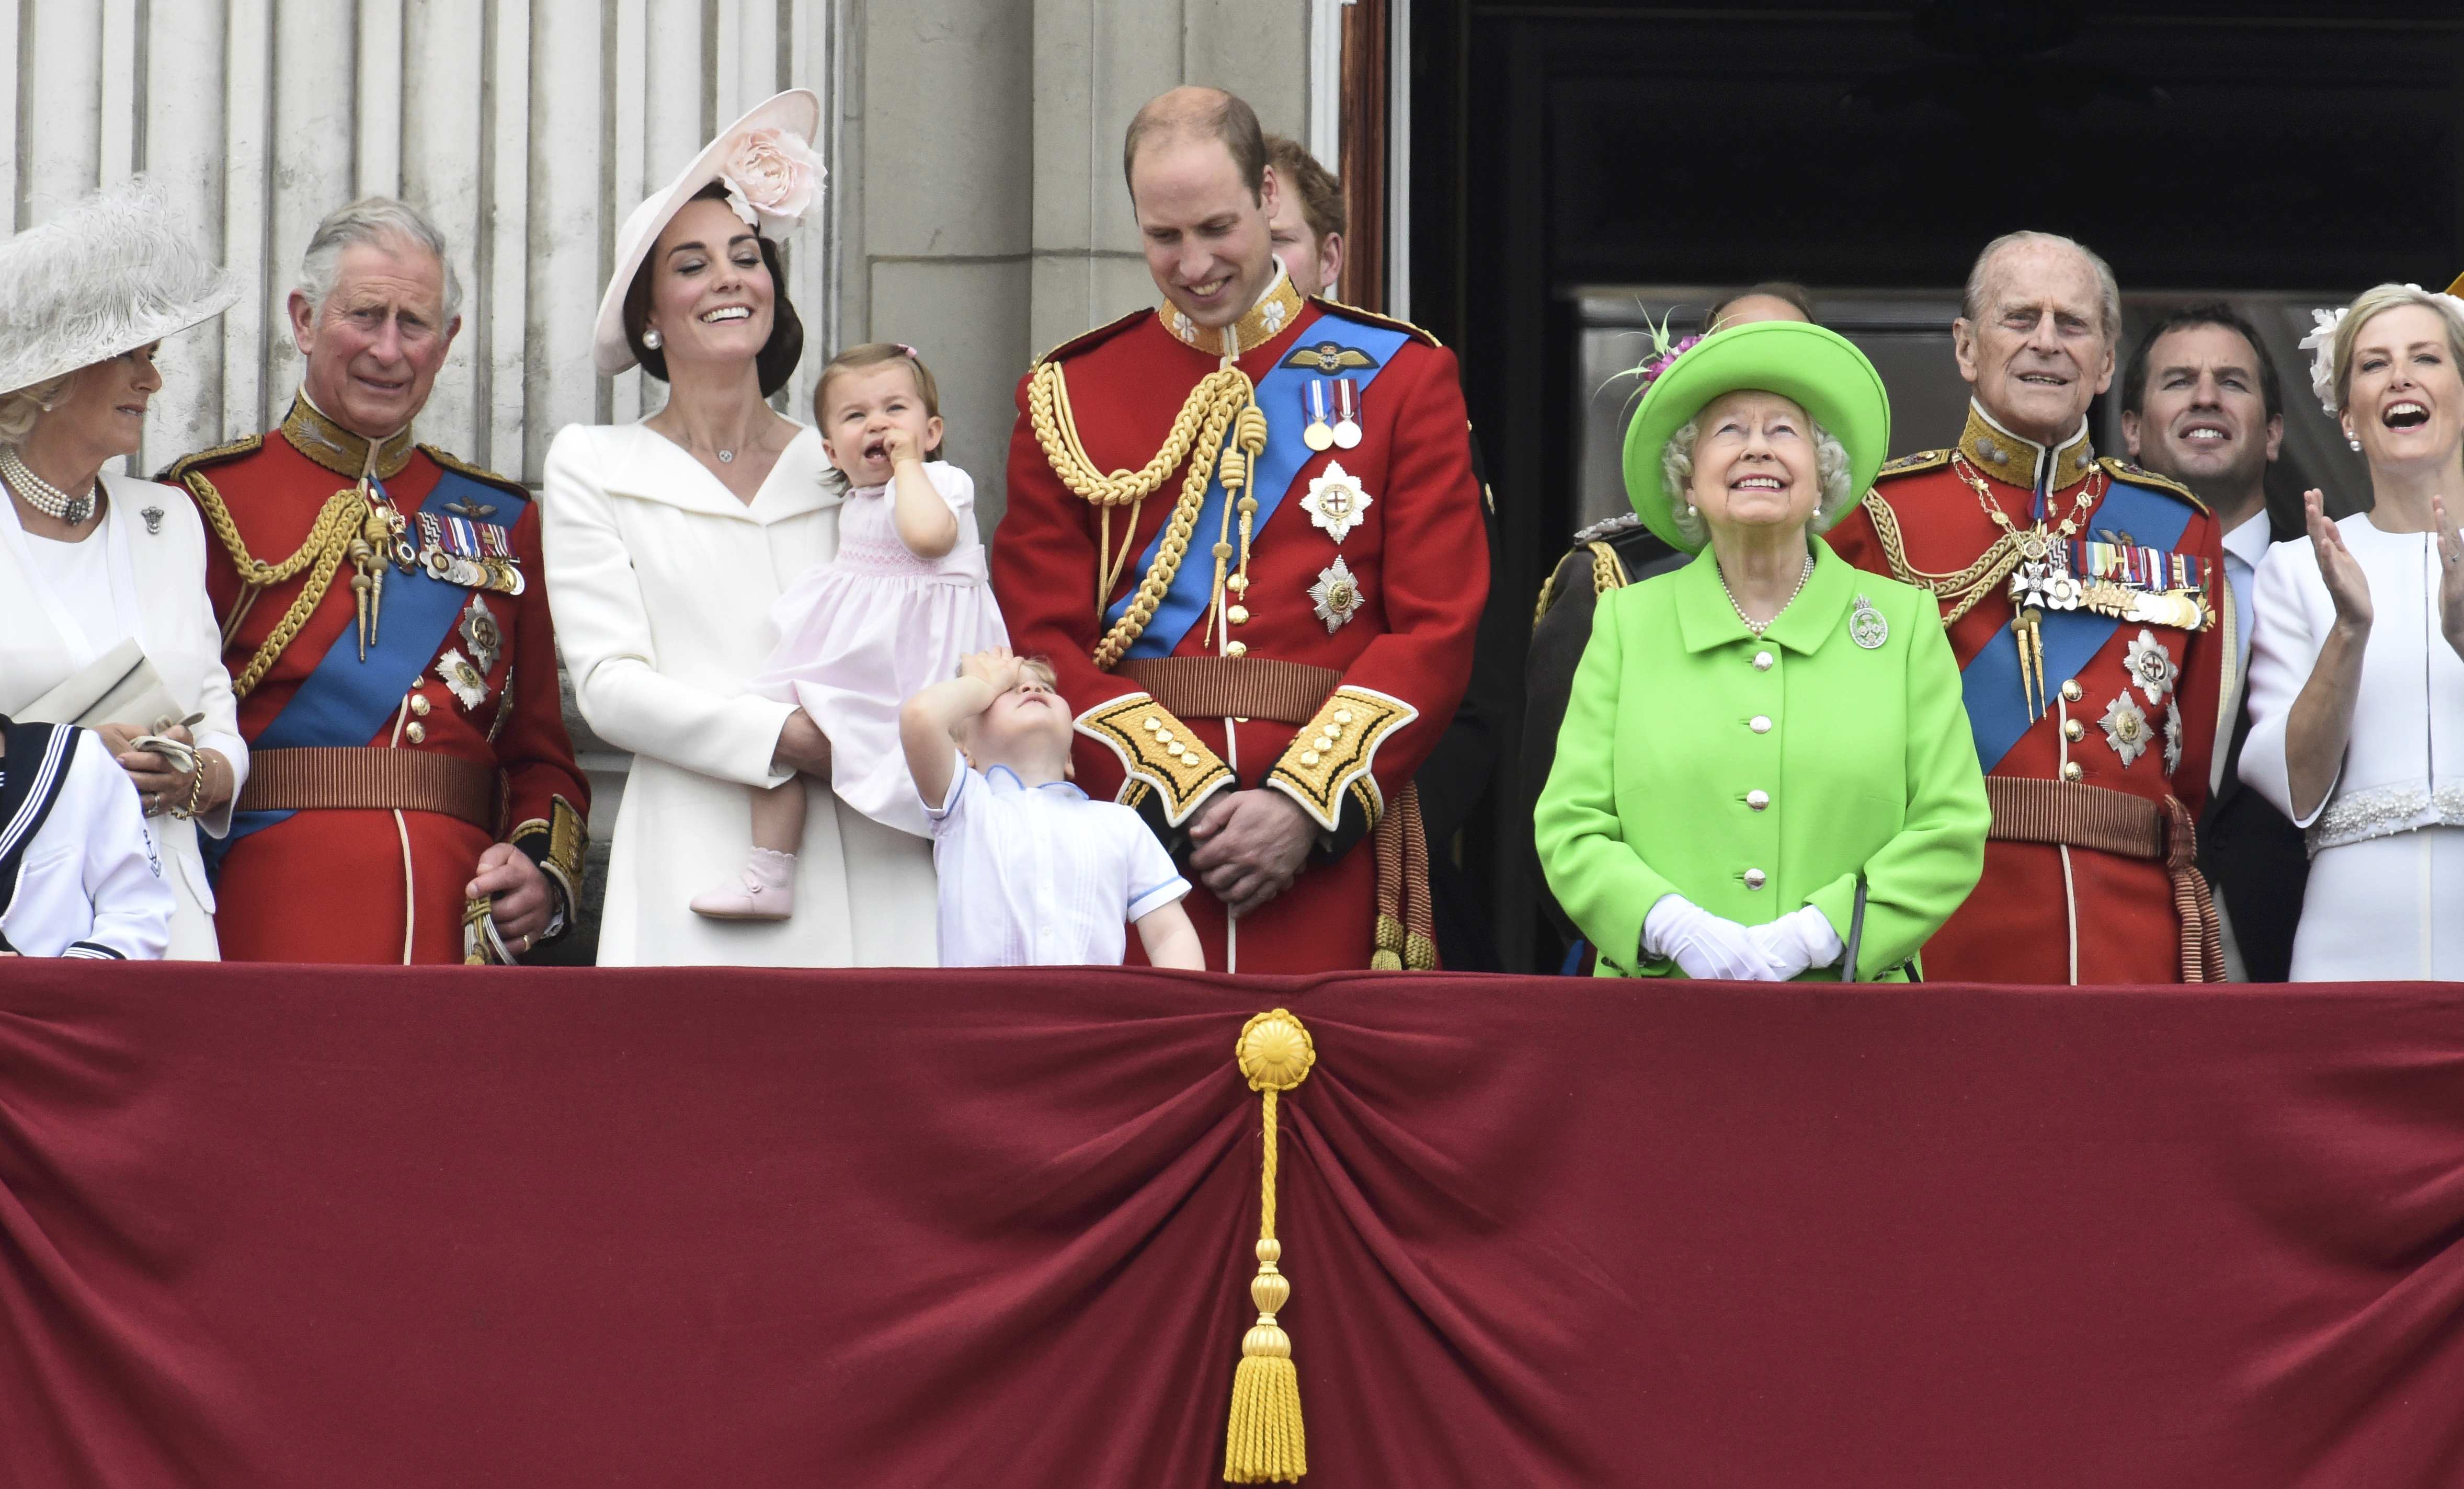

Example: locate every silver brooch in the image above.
[2124,628,2178,705]
[2100,693,2151,766]
[1309,556,1365,633]
[437,647,488,711]
[459,593,503,675]
[1849,593,1889,649]
[1301,462,1374,544]
[141,505,164,535]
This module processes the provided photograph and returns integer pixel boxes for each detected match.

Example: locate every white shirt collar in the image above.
[2222,508,2273,568]
[985,763,1087,799]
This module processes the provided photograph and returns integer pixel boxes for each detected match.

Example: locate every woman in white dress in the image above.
[2243,283,2464,979]
[0,180,248,959]
[541,90,938,966]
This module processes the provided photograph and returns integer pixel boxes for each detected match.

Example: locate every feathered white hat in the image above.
[0,177,241,396]
[592,89,825,376]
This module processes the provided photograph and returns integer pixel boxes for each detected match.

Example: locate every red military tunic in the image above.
[1827,405,2226,983]
[163,397,588,964]
[994,273,1487,972]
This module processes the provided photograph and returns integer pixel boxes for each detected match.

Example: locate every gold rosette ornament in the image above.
[1224,1009,1316,1483]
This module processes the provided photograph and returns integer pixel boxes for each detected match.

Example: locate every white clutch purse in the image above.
[20,638,181,731]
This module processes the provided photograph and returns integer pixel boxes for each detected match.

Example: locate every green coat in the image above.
[1535,540,1989,979]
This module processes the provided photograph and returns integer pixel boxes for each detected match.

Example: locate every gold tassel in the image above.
[1226,1010,1315,1483]
[1371,913,1405,972]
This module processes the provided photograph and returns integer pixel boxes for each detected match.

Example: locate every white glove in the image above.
[1748,904,1846,981]
[1642,895,1770,981]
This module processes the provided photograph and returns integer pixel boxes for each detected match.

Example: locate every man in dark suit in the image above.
[2119,303,2307,980]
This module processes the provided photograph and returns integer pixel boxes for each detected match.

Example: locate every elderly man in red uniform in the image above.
[1827,231,2227,983]
[163,198,586,964]
[993,87,1487,972]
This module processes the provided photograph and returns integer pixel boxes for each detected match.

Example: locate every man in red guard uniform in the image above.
[993,87,1487,971]
[162,199,587,964]
[1827,231,2227,983]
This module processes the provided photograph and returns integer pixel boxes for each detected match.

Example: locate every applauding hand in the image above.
[2437,496,2464,660]
[2307,488,2371,636]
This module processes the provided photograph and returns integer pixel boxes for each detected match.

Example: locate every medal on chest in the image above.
[1302,462,1374,544]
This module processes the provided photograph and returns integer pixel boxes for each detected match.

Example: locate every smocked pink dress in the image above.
[752,460,1008,836]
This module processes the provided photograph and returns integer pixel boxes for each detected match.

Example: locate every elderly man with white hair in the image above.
[161,197,588,965]
[1827,230,2230,985]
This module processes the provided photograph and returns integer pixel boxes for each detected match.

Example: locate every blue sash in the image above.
[211,469,529,869]
[1961,475,2195,773]
[1108,312,1414,659]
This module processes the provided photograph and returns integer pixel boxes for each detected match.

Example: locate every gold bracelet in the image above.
[171,751,214,821]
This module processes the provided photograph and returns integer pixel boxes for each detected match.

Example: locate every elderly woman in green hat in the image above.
[1535,322,1989,979]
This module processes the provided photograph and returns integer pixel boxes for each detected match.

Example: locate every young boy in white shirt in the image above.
[901,649,1203,969]
[0,716,174,959]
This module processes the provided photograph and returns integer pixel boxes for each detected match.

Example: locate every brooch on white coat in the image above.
[141,505,164,535]
[1309,555,1365,633]
[1302,462,1374,544]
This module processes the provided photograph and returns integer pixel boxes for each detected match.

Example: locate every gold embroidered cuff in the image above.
[1264,686,1418,833]
[1076,694,1233,827]
[510,793,589,938]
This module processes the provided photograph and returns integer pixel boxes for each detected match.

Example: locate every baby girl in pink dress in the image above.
[692,342,1008,920]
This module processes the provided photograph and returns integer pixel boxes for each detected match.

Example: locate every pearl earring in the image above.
[642,328,663,350]
[2348,437,2361,451]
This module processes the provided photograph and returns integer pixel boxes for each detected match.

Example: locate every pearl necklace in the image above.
[0,445,97,524]
[1720,551,1815,637]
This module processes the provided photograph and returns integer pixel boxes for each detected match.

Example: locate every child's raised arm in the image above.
[900,647,1019,807]
[885,427,960,560]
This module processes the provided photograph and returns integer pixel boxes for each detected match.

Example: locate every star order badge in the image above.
[2100,693,2151,766]
[1302,462,1374,543]
[2163,698,2184,775]
[1309,555,1365,633]
[437,647,489,712]
[2125,628,2178,705]
[459,593,503,675]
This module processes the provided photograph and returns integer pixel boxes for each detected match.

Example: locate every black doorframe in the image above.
[1410,0,2464,971]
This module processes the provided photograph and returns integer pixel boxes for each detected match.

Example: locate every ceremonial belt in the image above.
[1118,656,1340,724]
[1983,777,2226,982]
[237,747,495,832]
[1115,655,1437,969]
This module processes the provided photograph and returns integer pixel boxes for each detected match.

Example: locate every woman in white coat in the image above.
[2243,282,2464,979]
[542,91,937,966]
[0,180,248,959]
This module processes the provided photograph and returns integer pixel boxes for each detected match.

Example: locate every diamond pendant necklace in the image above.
[1721,551,1816,637]
[0,445,98,524]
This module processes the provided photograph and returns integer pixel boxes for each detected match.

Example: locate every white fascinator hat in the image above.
[592,88,826,377]
[0,177,241,395]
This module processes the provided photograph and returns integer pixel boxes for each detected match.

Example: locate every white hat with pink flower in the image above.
[592,88,826,376]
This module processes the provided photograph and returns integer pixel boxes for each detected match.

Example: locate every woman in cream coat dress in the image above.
[0,181,248,958]
[543,92,936,967]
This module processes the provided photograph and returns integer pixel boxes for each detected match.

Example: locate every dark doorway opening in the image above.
[1408,0,2464,970]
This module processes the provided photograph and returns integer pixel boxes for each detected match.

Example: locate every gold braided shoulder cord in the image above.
[1859,489,2024,629]
[1028,359,1258,668]
[185,466,367,697]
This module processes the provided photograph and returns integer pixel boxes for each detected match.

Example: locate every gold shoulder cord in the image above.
[1858,489,2024,628]
[1028,358,1263,668]
[184,466,367,697]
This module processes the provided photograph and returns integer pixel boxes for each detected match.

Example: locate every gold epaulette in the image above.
[1532,540,1632,624]
[2096,456,2209,515]
[1874,449,1951,480]
[155,432,264,486]
[419,444,530,502]
[1307,295,1442,348]
[1034,308,1150,368]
